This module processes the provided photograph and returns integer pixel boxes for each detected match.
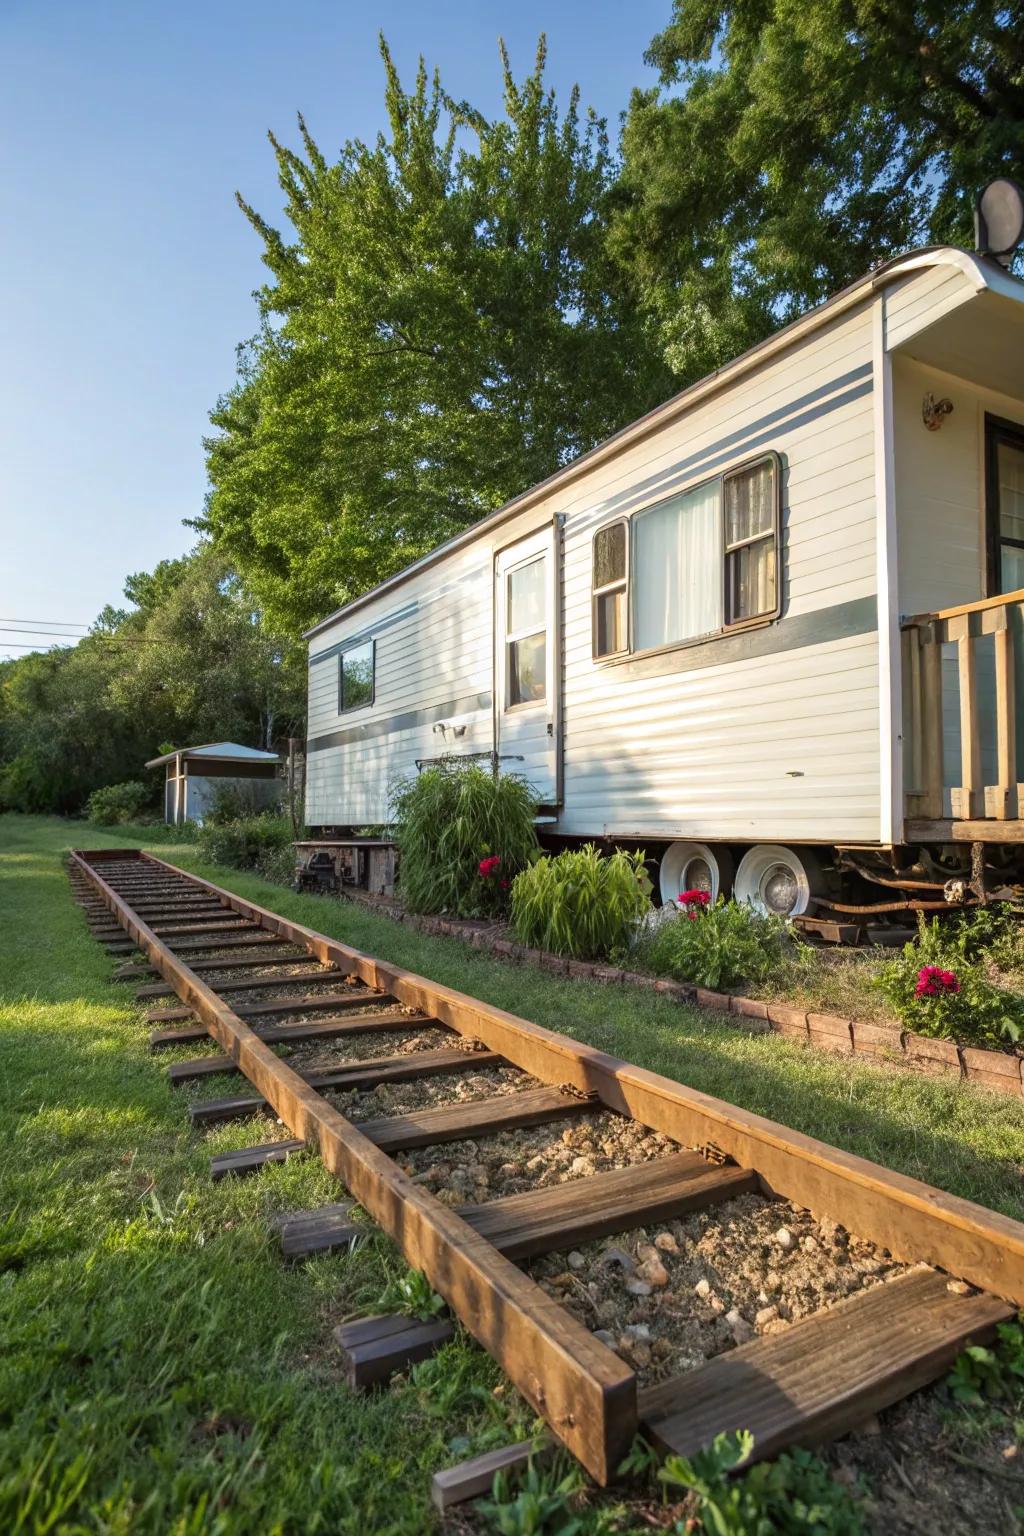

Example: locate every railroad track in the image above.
[69,848,1024,1503]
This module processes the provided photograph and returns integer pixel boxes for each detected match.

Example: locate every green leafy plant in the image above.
[389,760,538,918]
[638,900,791,992]
[84,780,155,825]
[196,812,293,873]
[875,913,1024,1048]
[509,845,652,960]
[478,1456,586,1536]
[660,1431,864,1534]
[378,1266,446,1322]
[948,1320,1024,1407]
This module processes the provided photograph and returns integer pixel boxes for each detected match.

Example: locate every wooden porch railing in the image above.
[902,588,1024,823]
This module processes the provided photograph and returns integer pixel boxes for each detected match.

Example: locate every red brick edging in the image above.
[343,893,1023,1100]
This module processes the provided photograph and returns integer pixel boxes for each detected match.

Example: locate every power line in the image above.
[0,618,91,630]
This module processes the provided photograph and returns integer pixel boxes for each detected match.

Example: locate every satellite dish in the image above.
[975,178,1024,268]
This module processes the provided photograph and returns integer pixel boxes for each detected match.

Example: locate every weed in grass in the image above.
[478,1455,587,1535]
[948,1319,1024,1407]
[660,1431,865,1534]
[378,1265,447,1321]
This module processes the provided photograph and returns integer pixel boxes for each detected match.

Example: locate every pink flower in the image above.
[478,855,501,878]
[915,965,960,999]
[679,889,711,910]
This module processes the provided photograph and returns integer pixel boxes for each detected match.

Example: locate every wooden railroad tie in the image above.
[136,967,346,1001]
[146,987,389,1026]
[152,1010,427,1052]
[70,847,1024,1490]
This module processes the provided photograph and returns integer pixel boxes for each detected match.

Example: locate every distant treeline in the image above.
[0,547,304,815]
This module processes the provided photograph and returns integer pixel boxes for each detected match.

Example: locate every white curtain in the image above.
[633,480,723,651]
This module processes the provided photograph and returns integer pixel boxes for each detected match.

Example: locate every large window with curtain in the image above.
[595,455,778,659]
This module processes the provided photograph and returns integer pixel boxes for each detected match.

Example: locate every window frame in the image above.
[984,413,1024,597]
[591,450,782,666]
[591,519,630,659]
[338,638,376,715]
[504,551,548,711]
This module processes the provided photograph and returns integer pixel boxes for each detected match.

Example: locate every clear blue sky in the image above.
[0,0,666,659]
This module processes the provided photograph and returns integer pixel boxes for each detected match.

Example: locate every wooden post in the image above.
[918,621,945,819]
[983,605,1017,820]
[948,613,982,820]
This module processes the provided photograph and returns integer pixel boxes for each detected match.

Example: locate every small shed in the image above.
[147,742,282,825]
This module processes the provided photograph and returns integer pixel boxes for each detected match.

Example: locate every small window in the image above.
[592,521,629,657]
[986,416,1024,594]
[506,556,546,706]
[724,458,778,624]
[339,639,374,713]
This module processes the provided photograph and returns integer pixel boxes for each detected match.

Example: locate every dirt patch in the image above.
[528,1191,908,1386]
[826,1388,1024,1535]
[398,1112,677,1207]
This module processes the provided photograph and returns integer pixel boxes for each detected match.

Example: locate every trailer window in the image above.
[339,639,374,713]
[986,416,1024,593]
[506,556,546,706]
[592,521,628,657]
[724,459,777,623]
[633,479,723,651]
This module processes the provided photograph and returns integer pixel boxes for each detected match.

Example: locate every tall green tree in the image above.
[201,38,672,636]
[612,0,1024,381]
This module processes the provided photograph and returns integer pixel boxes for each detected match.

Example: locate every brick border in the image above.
[341,891,1024,1100]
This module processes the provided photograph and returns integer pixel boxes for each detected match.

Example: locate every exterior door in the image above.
[495,528,558,803]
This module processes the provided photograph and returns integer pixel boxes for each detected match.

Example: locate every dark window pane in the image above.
[509,632,546,704]
[594,523,626,588]
[595,589,627,656]
[998,441,1024,544]
[726,537,776,622]
[725,460,774,546]
[341,641,374,710]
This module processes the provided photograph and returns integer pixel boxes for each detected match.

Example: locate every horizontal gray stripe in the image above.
[602,595,877,684]
[573,373,873,536]
[309,563,489,667]
[308,690,492,754]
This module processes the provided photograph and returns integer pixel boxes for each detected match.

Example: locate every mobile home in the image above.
[304,247,1024,918]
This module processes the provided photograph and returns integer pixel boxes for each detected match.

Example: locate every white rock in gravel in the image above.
[726,1308,754,1343]
[654,1232,679,1254]
[801,1235,818,1254]
[947,1279,974,1296]
[625,1278,653,1297]
[567,1251,586,1271]
[625,1323,652,1342]
[774,1227,795,1251]
[755,1305,779,1329]
[570,1155,595,1176]
[694,1278,712,1300]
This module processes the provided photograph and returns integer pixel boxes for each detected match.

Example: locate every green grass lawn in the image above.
[3,813,1024,1534]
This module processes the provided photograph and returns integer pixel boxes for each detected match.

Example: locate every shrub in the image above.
[85,781,155,825]
[660,1429,864,1534]
[196,813,293,873]
[639,898,791,992]
[510,845,652,960]
[205,782,283,824]
[389,760,538,918]
[875,913,1024,1048]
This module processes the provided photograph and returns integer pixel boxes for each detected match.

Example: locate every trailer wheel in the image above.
[659,842,734,907]
[734,844,822,916]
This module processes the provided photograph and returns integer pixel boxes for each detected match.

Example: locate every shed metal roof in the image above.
[145,741,281,768]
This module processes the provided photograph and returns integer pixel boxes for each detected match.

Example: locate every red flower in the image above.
[500,877,510,891]
[478,855,501,878]
[678,889,710,909]
[914,965,960,999]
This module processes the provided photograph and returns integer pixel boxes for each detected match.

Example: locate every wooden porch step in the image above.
[152,1010,429,1051]
[187,1048,504,1119]
[210,1139,306,1179]
[272,1201,361,1258]
[333,1313,456,1388]
[359,1086,597,1155]
[461,1152,757,1261]
[639,1267,1012,1464]
[136,967,344,1001]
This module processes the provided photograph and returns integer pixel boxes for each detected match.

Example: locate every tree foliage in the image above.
[612,0,1024,380]
[201,37,671,635]
[0,546,304,815]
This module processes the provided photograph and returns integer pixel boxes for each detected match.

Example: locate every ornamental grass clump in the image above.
[389,760,538,917]
[640,897,792,992]
[875,912,1024,1048]
[510,845,652,960]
